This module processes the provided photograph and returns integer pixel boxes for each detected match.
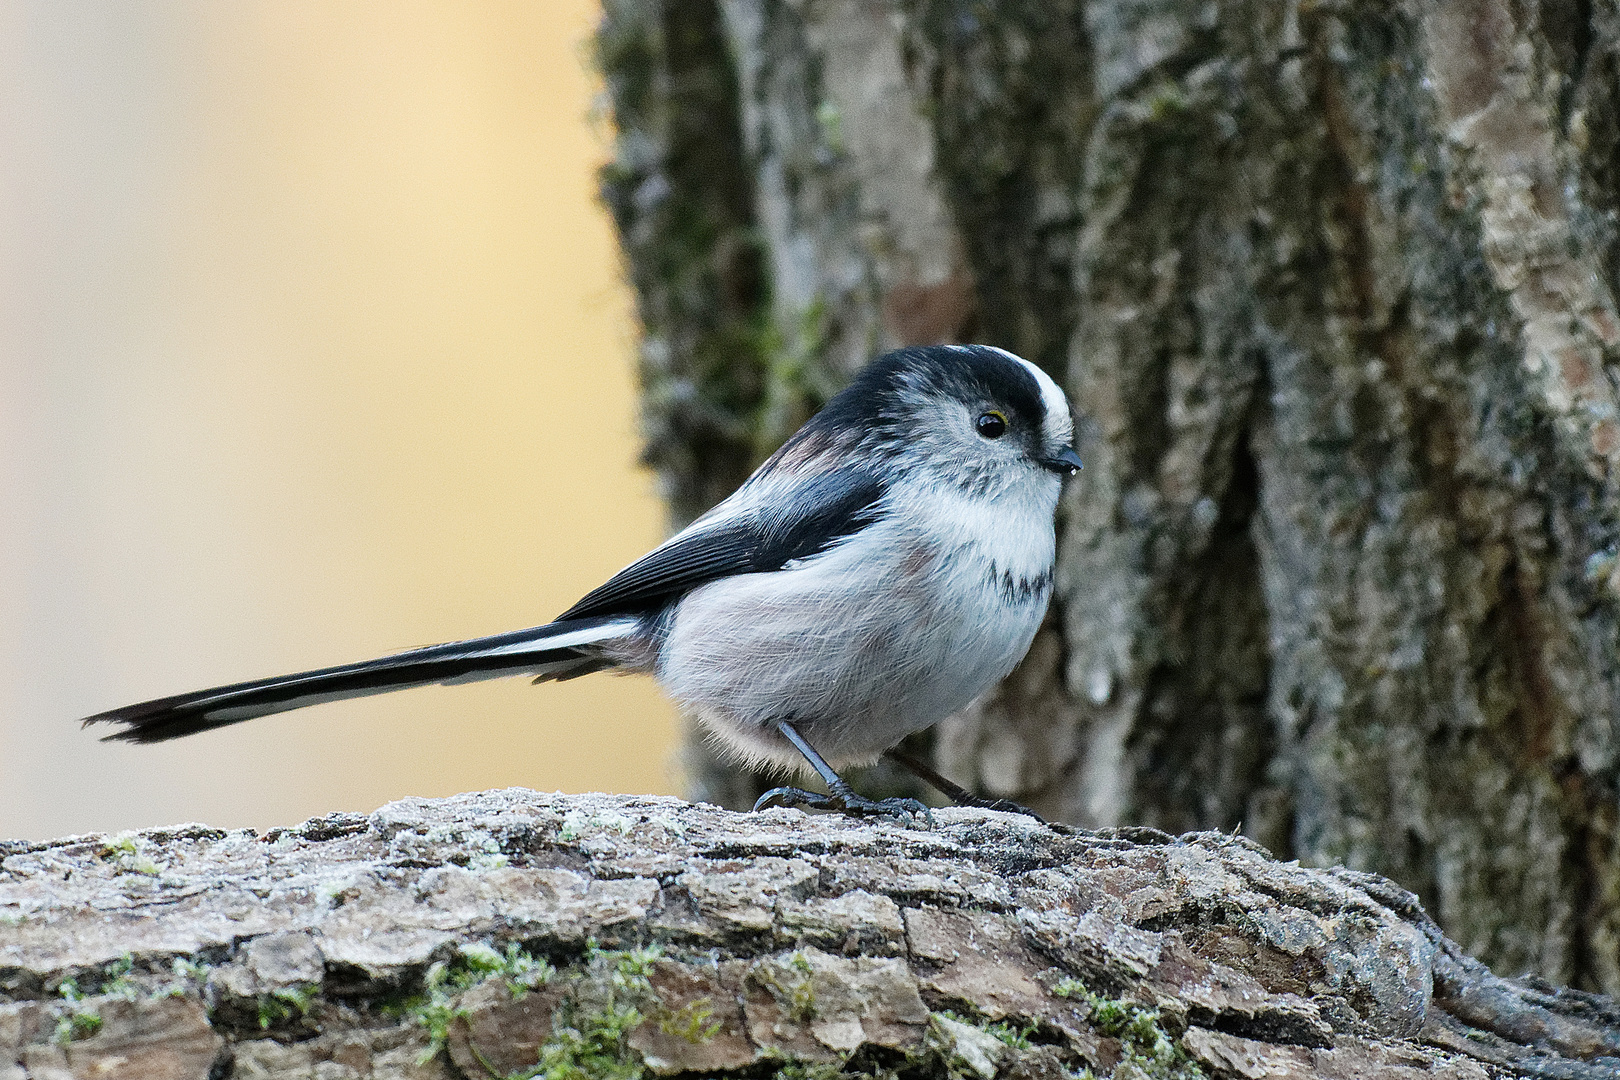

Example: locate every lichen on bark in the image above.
[3,791,1617,1078]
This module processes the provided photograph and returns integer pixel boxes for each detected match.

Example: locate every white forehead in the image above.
[969,345,1072,439]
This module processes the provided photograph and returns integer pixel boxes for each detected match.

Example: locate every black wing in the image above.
[557,468,887,621]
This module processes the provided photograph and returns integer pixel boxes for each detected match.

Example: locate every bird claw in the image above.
[753,786,934,827]
[953,794,1046,824]
[879,750,1046,823]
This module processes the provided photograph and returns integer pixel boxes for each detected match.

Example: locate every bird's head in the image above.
[785,344,1080,496]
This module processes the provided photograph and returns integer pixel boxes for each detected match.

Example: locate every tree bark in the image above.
[596,0,1620,994]
[2,791,1617,1079]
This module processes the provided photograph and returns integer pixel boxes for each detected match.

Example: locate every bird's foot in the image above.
[880,750,1046,823]
[948,793,1046,824]
[753,785,934,827]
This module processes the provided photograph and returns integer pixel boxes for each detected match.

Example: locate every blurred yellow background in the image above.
[0,1,682,840]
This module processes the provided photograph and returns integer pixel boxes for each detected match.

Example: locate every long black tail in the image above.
[80,615,640,744]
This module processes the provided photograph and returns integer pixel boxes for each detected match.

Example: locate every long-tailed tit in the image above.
[82,344,1082,822]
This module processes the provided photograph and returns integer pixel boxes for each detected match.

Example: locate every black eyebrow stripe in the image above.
[788,345,1048,449]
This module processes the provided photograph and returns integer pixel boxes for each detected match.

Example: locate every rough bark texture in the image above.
[595,0,1620,993]
[2,790,1618,1079]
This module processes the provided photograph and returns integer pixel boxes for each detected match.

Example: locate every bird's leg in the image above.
[754,720,933,826]
[883,749,1046,824]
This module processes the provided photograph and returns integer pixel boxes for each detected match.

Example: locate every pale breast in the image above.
[654,490,1055,770]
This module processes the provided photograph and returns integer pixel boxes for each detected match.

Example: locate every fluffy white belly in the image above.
[654,510,1053,772]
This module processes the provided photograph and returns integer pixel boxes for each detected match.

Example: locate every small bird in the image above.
[81,344,1081,822]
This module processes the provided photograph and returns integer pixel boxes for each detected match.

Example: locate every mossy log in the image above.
[1,791,1616,1079]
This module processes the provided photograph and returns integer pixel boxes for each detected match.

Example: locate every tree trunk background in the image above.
[596,0,1620,995]
[2,791,1618,1079]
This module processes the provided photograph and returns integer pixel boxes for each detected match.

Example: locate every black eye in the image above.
[976,411,1008,439]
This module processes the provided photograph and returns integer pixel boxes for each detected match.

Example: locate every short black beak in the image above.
[1042,446,1083,476]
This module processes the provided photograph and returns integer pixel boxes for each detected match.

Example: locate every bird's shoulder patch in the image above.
[557,468,887,621]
